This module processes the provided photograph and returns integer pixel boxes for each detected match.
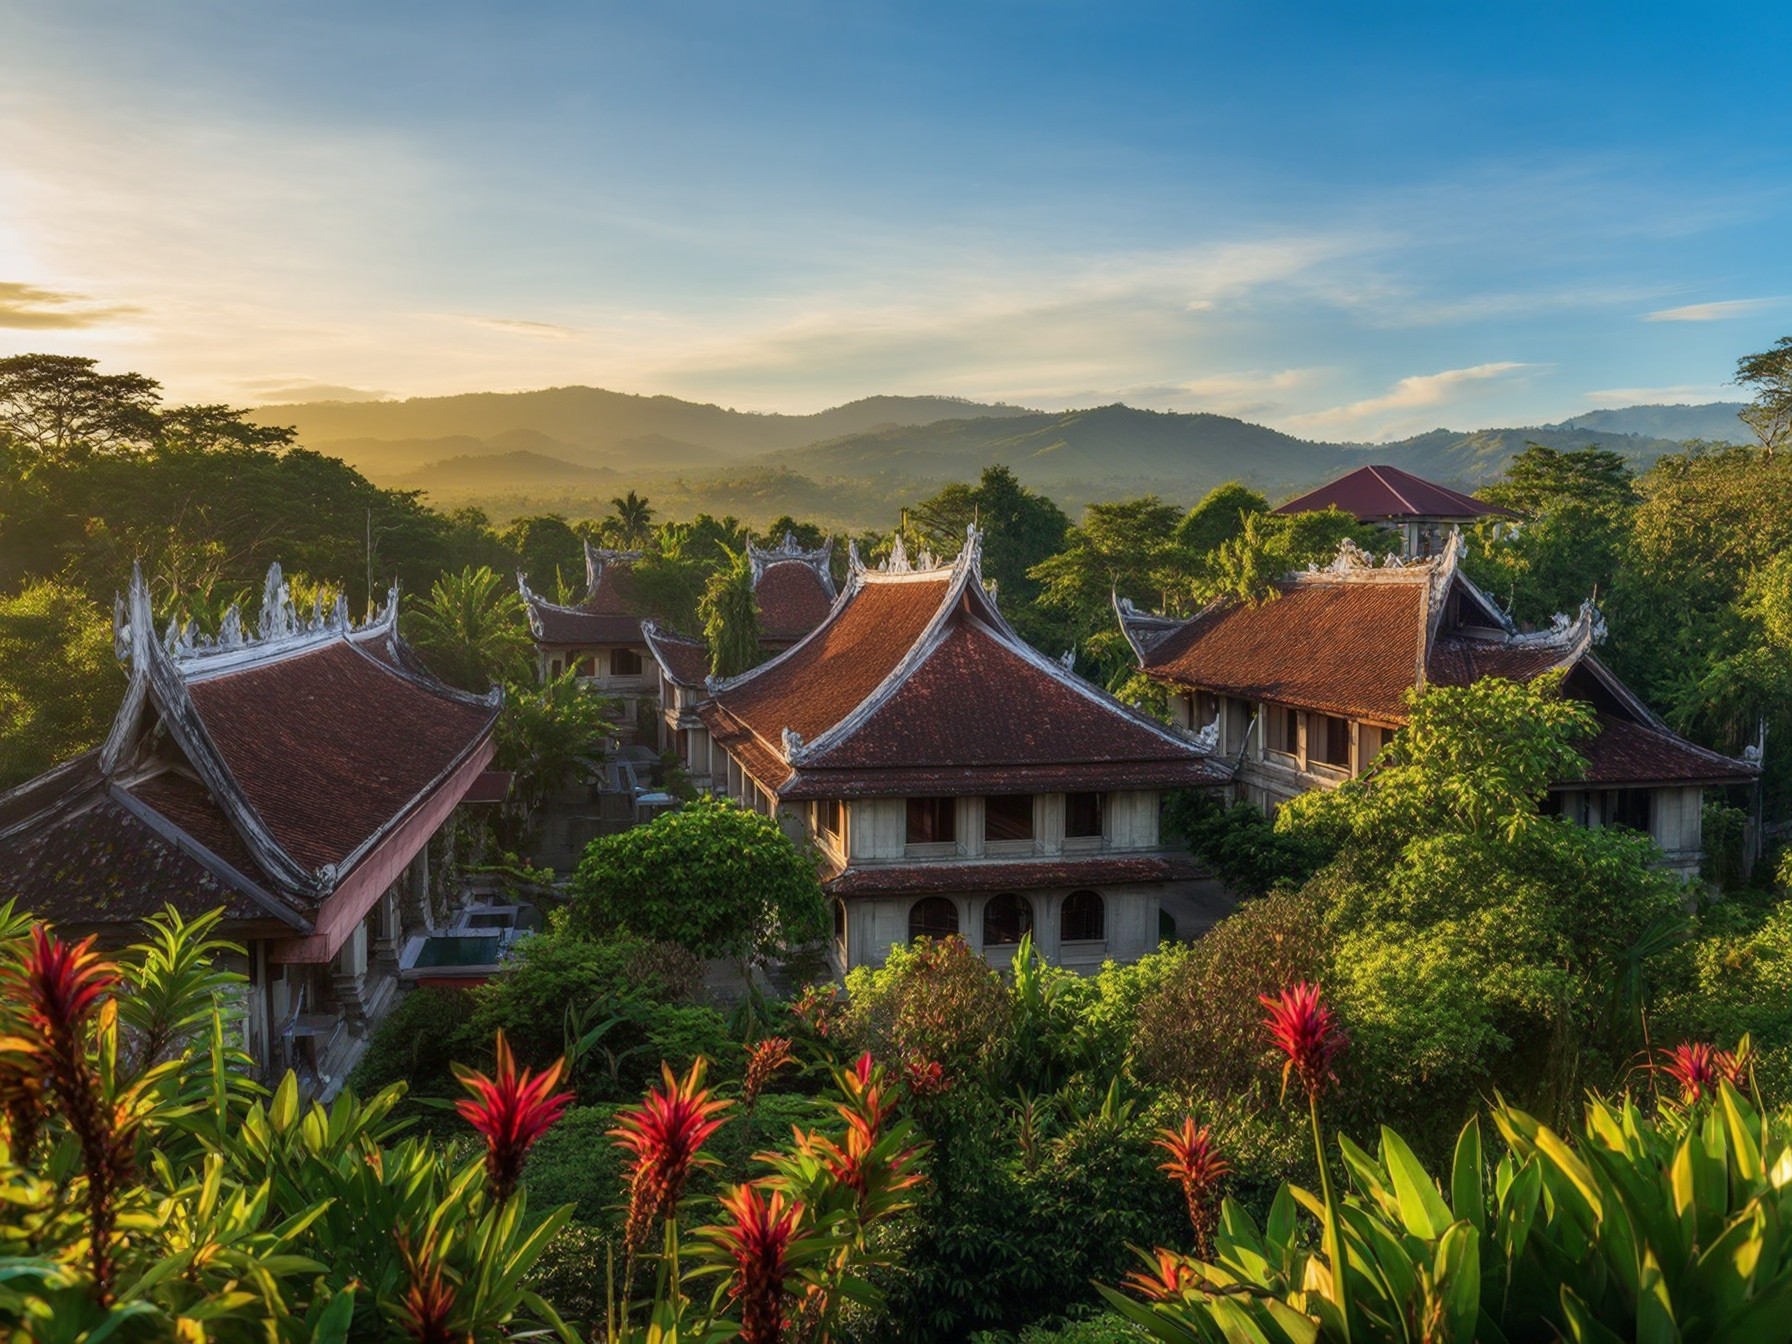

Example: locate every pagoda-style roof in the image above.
[1120,534,1758,788]
[749,532,837,644]
[0,563,501,961]
[1273,464,1518,523]
[642,621,711,689]
[519,542,645,647]
[699,530,1230,800]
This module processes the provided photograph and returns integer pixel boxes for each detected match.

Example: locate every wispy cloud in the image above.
[1644,297,1787,322]
[1283,362,1533,439]
[0,280,137,329]
[452,316,590,340]
[1581,383,1736,407]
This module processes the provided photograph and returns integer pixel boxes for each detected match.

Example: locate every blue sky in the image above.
[1,1,1788,438]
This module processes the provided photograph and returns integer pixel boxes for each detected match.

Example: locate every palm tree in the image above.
[405,565,533,692]
[700,545,762,679]
[609,491,656,548]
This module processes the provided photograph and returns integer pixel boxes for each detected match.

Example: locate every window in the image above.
[908,897,959,942]
[1065,791,1104,838]
[549,657,563,678]
[1225,697,1251,749]
[1267,705,1300,755]
[982,892,1033,946]
[1060,890,1105,943]
[906,797,956,845]
[580,656,599,677]
[611,647,643,677]
[984,794,1035,842]
[1194,691,1220,731]
[833,899,847,943]
[815,797,842,838]
[1606,789,1653,834]
[1315,715,1351,768]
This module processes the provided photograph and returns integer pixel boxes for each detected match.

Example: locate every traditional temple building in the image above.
[695,529,1231,974]
[1275,463,1518,559]
[0,564,502,1087]
[1118,533,1759,877]
[645,532,838,777]
[518,541,655,715]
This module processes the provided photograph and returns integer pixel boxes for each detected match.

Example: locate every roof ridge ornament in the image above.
[883,534,911,573]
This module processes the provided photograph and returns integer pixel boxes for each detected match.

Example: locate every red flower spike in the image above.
[710,1183,804,1344]
[900,1054,948,1098]
[851,1051,874,1087]
[1260,982,1347,1101]
[1125,1248,1201,1302]
[743,1036,796,1110]
[6,927,119,1039]
[454,1030,572,1203]
[611,1058,732,1247]
[397,1232,459,1344]
[1155,1117,1229,1256]
[1659,1041,1742,1105]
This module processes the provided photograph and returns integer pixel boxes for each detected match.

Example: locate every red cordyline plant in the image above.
[1124,1247,1203,1303]
[453,1029,572,1204]
[1657,1040,1748,1105]
[1154,1117,1229,1258]
[704,1183,806,1344]
[900,1053,948,1098]
[743,1036,796,1111]
[611,1056,733,1288]
[0,928,135,1302]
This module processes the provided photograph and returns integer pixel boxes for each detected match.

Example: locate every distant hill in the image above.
[394,449,614,493]
[1552,402,1749,443]
[252,387,1035,480]
[1372,426,1687,488]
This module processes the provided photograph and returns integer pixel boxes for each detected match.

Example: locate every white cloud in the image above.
[1644,297,1787,322]
[1282,362,1532,440]
[1581,383,1735,407]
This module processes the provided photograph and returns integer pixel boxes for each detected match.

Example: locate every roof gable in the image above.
[1273,464,1517,522]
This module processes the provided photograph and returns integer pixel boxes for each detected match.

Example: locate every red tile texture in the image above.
[1576,715,1759,786]
[779,759,1227,799]
[1272,465,1517,521]
[716,576,951,745]
[1143,581,1425,721]
[647,629,712,687]
[185,642,498,871]
[814,619,1208,770]
[528,556,646,645]
[825,853,1206,896]
[1427,638,1576,687]
[754,562,834,641]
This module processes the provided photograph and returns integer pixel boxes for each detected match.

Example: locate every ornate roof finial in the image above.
[884,534,911,574]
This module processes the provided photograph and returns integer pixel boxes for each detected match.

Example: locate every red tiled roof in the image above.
[825,853,1206,896]
[645,625,711,687]
[813,619,1216,772]
[718,576,950,746]
[1142,581,1425,721]
[0,765,263,924]
[779,759,1232,799]
[127,771,265,877]
[1273,465,1517,522]
[526,553,646,646]
[185,642,498,872]
[755,561,834,642]
[1573,715,1759,786]
[1427,637,1577,687]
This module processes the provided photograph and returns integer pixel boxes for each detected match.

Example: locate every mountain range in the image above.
[246,389,1752,527]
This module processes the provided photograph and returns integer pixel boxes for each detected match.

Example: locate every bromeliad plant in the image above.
[1106,992,1792,1343]
[0,903,579,1342]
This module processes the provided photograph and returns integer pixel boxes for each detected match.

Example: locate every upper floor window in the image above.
[1065,791,1104,839]
[1061,889,1105,943]
[1605,789,1653,834]
[906,796,956,845]
[1267,705,1300,755]
[612,647,644,677]
[985,794,1035,842]
[1314,715,1351,768]
[909,896,959,942]
[815,797,843,839]
[982,892,1033,946]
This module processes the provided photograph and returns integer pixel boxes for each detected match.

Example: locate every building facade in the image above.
[695,530,1231,974]
[518,542,655,717]
[1274,463,1518,559]
[1118,533,1760,876]
[0,563,502,1091]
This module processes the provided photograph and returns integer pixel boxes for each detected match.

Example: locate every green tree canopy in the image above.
[606,489,655,548]
[493,670,613,844]
[0,353,162,463]
[404,565,532,692]
[909,465,1071,616]
[1172,480,1268,558]
[500,514,585,594]
[0,580,123,788]
[562,794,827,962]
[699,545,763,678]
[1736,333,1792,457]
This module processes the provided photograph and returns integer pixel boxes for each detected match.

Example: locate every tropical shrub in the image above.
[564,794,829,963]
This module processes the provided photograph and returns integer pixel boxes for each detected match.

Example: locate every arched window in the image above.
[981,892,1033,947]
[908,896,959,942]
[833,899,848,943]
[1060,890,1105,943]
